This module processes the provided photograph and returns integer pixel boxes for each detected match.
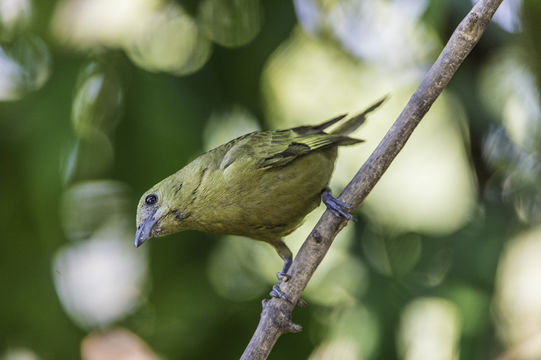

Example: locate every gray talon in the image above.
[322,188,354,220]
[270,285,308,307]
[270,285,291,303]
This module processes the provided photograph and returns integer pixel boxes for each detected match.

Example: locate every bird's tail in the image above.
[331,95,389,136]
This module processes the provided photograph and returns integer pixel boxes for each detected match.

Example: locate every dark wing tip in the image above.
[292,113,349,134]
[363,94,390,115]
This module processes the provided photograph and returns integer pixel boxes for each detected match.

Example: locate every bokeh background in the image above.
[1,0,540,359]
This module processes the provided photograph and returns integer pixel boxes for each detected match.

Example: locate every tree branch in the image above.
[241,1,504,359]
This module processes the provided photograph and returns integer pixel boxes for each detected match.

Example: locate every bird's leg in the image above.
[268,240,307,306]
[269,241,293,302]
[322,187,354,220]
[277,253,292,282]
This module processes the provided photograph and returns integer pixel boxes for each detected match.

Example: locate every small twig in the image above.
[241,1,504,359]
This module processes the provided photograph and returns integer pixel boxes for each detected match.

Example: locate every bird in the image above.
[135,97,386,300]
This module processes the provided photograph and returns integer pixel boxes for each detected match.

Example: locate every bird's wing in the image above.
[252,129,363,169]
[255,135,357,169]
[217,99,387,172]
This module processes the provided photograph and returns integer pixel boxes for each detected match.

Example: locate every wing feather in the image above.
[256,132,363,169]
[216,99,385,171]
[219,116,365,172]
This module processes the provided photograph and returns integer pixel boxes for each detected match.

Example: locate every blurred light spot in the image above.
[497,333,541,360]
[494,226,541,356]
[51,0,160,49]
[72,62,123,137]
[398,298,460,360]
[311,305,379,360]
[294,0,437,69]
[0,46,21,99]
[207,236,268,301]
[361,230,422,277]
[1,348,40,360]
[81,328,158,360]
[203,105,260,151]
[53,222,148,329]
[304,252,368,306]
[60,180,128,241]
[199,0,262,47]
[0,35,50,100]
[480,49,541,224]
[504,97,531,148]
[481,0,522,33]
[422,248,453,287]
[52,0,212,75]
[262,29,394,127]
[355,96,478,236]
[293,0,320,34]
[0,0,32,41]
[444,285,489,336]
[62,132,115,183]
[309,339,359,360]
[479,48,540,152]
[513,191,541,225]
[483,127,541,224]
[125,4,211,76]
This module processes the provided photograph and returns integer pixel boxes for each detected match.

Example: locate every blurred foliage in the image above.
[1,0,541,359]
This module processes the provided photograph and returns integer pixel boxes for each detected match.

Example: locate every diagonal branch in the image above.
[241,0,504,359]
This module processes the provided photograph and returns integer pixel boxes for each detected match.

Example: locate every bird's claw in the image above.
[270,285,291,303]
[270,246,307,306]
[271,272,292,303]
[269,285,308,307]
[322,189,353,220]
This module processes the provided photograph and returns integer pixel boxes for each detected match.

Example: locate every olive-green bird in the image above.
[135,98,385,298]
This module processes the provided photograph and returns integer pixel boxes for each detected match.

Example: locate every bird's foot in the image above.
[271,269,292,303]
[268,249,306,306]
[322,188,353,220]
[269,285,307,307]
[271,272,308,307]
[270,284,290,303]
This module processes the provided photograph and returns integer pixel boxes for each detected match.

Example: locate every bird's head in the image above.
[134,176,191,248]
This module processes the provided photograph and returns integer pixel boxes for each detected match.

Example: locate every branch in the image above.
[241,0,504,359]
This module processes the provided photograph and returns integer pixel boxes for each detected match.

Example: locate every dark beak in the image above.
[134,209,158,248]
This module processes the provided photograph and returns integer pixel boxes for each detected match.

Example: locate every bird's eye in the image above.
[145,194,158,205]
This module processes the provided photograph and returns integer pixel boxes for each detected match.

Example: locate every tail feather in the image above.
[293,113,347,134]
[331,95,389,135]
